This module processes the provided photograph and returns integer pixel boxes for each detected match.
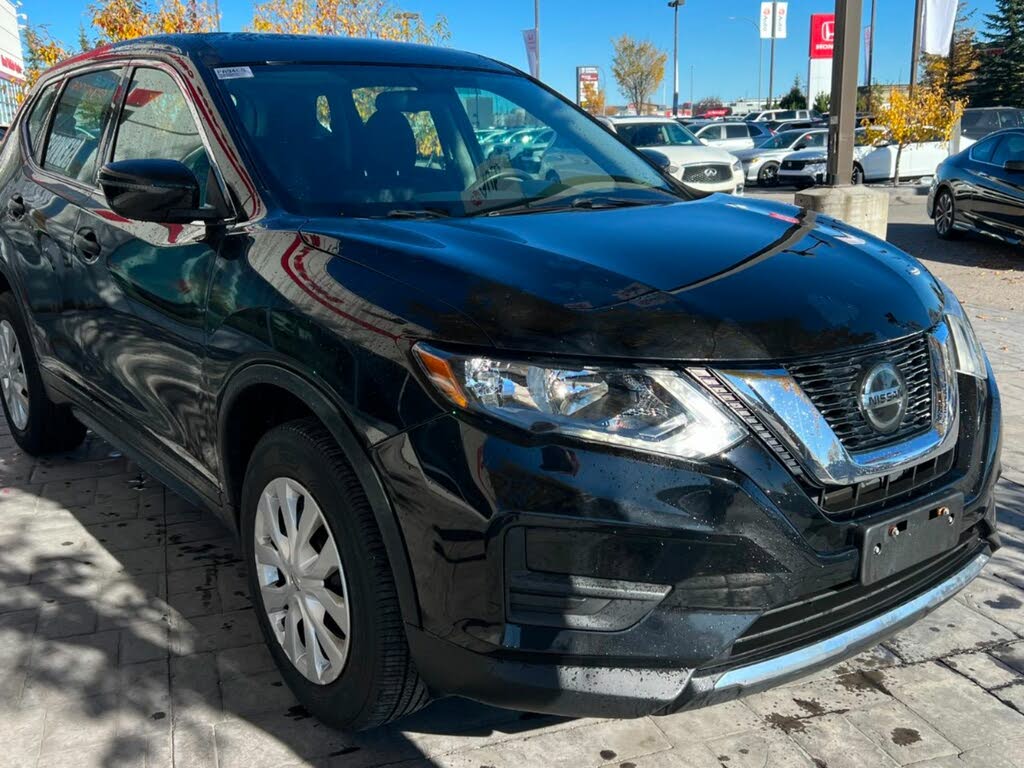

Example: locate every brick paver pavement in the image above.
[1,313,1023,766]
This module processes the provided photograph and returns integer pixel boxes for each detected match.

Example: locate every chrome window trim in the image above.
[703,324,959,486]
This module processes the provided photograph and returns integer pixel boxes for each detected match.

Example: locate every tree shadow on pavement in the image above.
[0,430,569,768]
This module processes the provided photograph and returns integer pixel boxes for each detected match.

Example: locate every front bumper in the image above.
[377,368,1000,718]
[406,549,991,717]
[779,168,825,187]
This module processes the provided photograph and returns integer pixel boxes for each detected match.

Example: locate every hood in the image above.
[784,148,827,162]
[733,146,788,161]
[651,145,737,166]
[298,195,944,362]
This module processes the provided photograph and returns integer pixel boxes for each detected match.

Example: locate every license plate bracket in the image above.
[858,494,964,585]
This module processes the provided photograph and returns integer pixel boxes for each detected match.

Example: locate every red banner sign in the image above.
[810,13,835,60]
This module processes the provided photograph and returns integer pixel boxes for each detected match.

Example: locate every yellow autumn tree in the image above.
[868,85,965,186]
[16,26,71,102]
[250,0,448,44]
[580,80,606,116]
[89,0,218,43]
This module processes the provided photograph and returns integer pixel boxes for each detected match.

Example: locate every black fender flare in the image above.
[218,362,421,627]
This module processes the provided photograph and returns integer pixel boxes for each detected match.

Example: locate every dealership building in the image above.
[0,0,23,124]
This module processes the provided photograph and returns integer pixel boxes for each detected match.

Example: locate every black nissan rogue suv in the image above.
[0,34,1001,730]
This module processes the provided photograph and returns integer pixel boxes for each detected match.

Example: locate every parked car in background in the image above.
[4,32,999,736]
[778,128,949,187]
[607,117,745,194]
[958,107,1024,148]
[733,128,827,186]
[746,108,820,123]
[929,127,1024,242]
[764,118,826,135]
[692,121,757,151]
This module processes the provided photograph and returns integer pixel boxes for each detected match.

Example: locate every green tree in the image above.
[611,35,667,115]
[921,2,980,104]
[813,91,830,113]
[778,76,807,110]
[973,0,1024,107]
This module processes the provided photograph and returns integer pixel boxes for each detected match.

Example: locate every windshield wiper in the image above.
[385,208,451,219]
[480,196,664,218]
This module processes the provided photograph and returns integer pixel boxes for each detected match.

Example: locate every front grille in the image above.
[724,534,984,666]
[681,163,732,183]
[782,159,806,171]
[811,449,956,516]
[787,334,932,453]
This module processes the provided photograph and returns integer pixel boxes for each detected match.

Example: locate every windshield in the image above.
[614,121,702,148]
[757,130,806,149]
[215,64,681,218]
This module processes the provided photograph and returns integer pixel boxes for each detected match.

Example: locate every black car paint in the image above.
[0,34,1000,719]
[930,127,1024,242]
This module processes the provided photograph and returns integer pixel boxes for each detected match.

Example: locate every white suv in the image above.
[607,117,745,195]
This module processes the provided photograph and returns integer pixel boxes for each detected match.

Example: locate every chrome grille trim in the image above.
[697,324,959,486]
[680,163,733,183]
[786,334,932,452]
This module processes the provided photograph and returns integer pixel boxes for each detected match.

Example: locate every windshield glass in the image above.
[215,64,681,218]
[614,121,701,148]
[757,130,807,149]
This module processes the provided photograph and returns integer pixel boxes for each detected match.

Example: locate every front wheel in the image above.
[241,418,428,730]
[757,162,780,187]
[0,292,86,455]
[933,188,963,240]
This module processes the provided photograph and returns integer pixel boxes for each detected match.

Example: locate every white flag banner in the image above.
[921,0,957,55]
[522,29,539,78]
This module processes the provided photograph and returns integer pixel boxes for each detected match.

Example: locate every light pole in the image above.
[767,0,777,109]
[534,0,541,80]
[668,1,684,117]
[729,16,762,108]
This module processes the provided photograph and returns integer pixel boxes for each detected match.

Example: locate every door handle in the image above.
[73,227,101,259]
[7,194,25,218]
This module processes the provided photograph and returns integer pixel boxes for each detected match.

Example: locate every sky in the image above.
[22,0,1002,105]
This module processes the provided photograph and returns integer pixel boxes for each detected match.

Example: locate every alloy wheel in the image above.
[935,192,954,235]
[0,320,29,430]
[254,476,351,685]
[759,163,779,186]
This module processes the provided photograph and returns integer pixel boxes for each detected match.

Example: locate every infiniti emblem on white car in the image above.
[859,361,908,434]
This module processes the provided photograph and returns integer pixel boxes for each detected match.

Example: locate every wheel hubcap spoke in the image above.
[254,476,350,685]
[0,320,28,430]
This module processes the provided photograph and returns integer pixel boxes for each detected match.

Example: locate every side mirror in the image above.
[639,148,672,170]
[1005,160,1024,173]
[794,142,807,150]
[98,159,219,224]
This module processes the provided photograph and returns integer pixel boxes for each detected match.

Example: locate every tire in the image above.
[0,292,86,455]
[241,417,428,730]
[757,162,780,187]
[852,164,865,185]
[933,188,963,241]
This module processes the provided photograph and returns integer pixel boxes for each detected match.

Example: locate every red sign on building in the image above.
[809,13,835,60]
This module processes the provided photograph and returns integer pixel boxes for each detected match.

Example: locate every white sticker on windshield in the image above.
[214,66,253,80]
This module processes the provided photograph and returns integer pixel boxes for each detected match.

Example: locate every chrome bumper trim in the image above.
[712,552,989,694]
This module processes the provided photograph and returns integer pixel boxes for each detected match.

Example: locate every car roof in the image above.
[49,32,514,76]
[608,116,677,123]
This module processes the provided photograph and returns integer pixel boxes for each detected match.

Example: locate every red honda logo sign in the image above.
[810,13,835,59]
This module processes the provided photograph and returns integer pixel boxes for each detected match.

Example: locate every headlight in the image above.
[944,291,988,379]
[413,344,746,459]
[805,160,826,169]
[731,159,743,172]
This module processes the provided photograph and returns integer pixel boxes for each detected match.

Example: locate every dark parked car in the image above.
[2,34,1001,731]
[929,127,1024,242]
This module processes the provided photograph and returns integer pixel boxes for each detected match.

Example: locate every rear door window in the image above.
[970,136,1000,164]
[991,133,1024,166]
[43,69,121,185]
[725,124,748,139]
